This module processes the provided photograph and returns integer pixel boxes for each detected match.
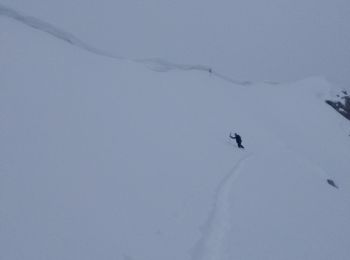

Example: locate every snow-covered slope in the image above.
[1,11,350,260]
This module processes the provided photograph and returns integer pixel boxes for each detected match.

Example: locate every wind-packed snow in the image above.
[1,5,350,260]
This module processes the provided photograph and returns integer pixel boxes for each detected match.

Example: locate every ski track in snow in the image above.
[0,3,254,86]
[191,155,251,260]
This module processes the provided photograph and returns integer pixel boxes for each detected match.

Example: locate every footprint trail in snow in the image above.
[191,155,251,260]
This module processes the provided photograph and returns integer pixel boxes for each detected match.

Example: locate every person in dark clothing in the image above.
[229,132,244,149]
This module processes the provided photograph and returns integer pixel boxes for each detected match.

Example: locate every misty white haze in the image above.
[1,0,350,88]
[1,1,350,260]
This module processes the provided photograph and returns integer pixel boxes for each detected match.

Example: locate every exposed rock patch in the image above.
[325,90,350,121]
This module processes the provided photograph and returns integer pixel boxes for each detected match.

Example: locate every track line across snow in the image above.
[191,154,252,260]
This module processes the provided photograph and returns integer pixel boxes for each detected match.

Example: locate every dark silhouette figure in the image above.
[229,132,244,149]
[327,179,339,189]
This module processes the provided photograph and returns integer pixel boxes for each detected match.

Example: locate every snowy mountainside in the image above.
[1,11,350,260]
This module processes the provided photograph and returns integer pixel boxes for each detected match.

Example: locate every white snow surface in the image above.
[1,9,350,260]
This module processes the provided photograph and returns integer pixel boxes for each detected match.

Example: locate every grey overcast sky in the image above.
[2,0,350,88]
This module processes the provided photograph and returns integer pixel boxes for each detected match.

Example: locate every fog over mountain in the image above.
[1,1,350,260]
[1,0,350,88]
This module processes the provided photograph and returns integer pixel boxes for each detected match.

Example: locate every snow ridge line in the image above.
[0,3,125,60]
[191,155,251,260]
[0,3,251,86]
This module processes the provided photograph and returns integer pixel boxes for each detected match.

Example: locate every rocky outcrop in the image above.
[325,90,350,121]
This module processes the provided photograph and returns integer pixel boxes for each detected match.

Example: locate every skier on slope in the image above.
[229,132,244,149]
